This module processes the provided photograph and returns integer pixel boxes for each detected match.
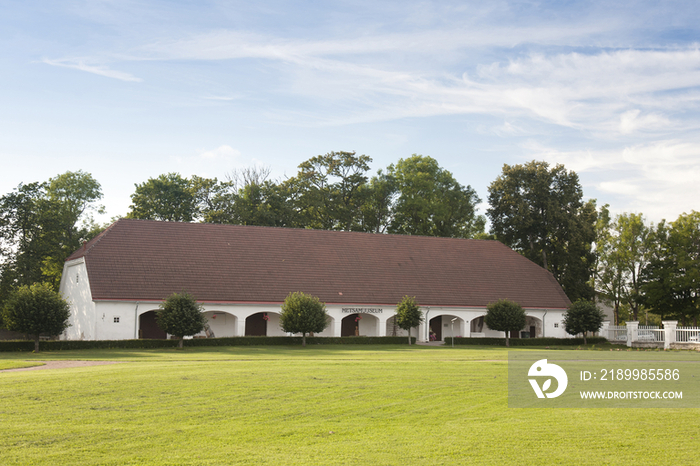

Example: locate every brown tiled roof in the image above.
[67,219,571,308]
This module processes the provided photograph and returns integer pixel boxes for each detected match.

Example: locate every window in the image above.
[113,316,120,323]
[554,322,559,328]
[76,273,79,283]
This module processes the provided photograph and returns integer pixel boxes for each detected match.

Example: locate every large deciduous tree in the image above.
[279,292,329,346]
[387,155,484,238]
[286,151,372,231]
[206,167,297,228]
[2,283,71,351]
[595,206,654,323]
[0,171,104,299]
[484,299,526,347]
[127,173,223,223]
[156,291,206,348]
[487,160,596,302]
[395,295,423,345]
[358,170,396,234]
[641,212,700,326]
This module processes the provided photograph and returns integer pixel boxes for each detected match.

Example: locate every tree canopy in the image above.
[127,173,221,222]
[156,291,206,348]
[595,206,653,323]
[483,299,526,347]
[562,299,605,344]
[279,292,329,346]
[388,155,484,238]
[487,161,596,302]
[641,211,700,326]
[0,171,103,301]
[2,282,71,351]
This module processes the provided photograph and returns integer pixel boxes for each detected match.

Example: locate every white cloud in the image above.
[198,145,241,160]
[42,58,142,82]
[525,139,700,221]
[619,110,670,135]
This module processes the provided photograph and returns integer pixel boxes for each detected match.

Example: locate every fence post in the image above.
[626,321,639,347]
[662,321,678,350]
[601,321,610,339]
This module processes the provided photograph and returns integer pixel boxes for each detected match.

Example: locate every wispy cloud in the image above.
[525,139,700,220]
[42,58,142,82]
[128,31,700,137]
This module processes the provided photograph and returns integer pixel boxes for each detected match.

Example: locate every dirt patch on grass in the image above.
[0,361,123,372]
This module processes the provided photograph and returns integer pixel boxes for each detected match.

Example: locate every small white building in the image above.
[59,219,572,342]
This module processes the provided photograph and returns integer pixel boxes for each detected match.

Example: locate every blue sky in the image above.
[2,1,699,225]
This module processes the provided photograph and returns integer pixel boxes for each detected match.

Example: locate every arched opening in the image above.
[139,310,167,339]
[470,315,485,333]
[385,315,407,337]
[202,311,237,338]
[429,315,464,341]
[522,316,542,338]
[341,313,379,337]
[245,312,269,336]
[341,313,361,336]
[429,316,442,341]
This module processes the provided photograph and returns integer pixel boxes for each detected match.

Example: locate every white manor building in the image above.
[59,219,572,342]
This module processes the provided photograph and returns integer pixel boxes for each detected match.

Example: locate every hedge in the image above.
[443,336,609,346]
[0,336,417,352]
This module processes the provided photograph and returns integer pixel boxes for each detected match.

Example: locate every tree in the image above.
[156,292,206,348]
[595,206,654,323]
[562,299,605,344]
[594,205,626,324]
[207,168,298,228]
[285,151,372,231]
[279,292,329,346]
[641,212,700,326]
[387,155,484,238]
[41,171,105,288]
[358,170,396,234]
[2,283,71,351]
[395,295,423,345]
[0,172,103,298]
[483,299,526,347]
[127,173,222,222]
[487,160,596,302]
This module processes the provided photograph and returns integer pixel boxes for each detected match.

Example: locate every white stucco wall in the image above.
[59,258,97,340]
[58,272,572,342]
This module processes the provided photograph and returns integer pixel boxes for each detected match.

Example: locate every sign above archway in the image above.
[341,307,383,314]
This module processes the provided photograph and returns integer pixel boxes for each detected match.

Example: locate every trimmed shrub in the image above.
[0,336,417,352]
[444,336,609,346]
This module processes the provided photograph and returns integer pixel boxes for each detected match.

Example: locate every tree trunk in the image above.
[302,333,307,347]
[505,332,510,347]
[541,249,548,270]
[583,332,587,345]
[179,337,184,349]
[407,327,411,345]
[34,334,40,352]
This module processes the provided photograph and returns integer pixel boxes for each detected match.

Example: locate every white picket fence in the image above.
[602,321,699,348]
[608,325,627,341]
[638,326,664,342]
[676,327,700,343]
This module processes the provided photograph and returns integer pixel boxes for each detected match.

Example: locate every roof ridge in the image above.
[113,218,497,244]
[66,219,120,261]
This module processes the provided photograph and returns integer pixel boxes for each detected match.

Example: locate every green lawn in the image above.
[0,360,45,370]
[0,345,698,465]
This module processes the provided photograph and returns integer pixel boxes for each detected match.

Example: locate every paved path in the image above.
[0,361,122,372]
[416,341,445,346]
